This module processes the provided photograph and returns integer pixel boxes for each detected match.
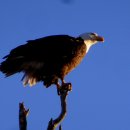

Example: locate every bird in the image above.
[0,32,104,94]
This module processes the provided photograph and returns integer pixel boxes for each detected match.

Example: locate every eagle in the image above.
[0,32,104,94]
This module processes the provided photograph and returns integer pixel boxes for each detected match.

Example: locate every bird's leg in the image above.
[60,79,72,93]
[56,82,61,95]
[56,79,72,95]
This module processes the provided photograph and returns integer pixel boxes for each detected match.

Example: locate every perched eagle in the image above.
[0,32,104,93]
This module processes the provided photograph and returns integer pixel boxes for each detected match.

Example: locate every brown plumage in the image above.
[0,33,104,90]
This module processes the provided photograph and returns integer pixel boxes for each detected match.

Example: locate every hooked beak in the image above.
[96,36,104,42]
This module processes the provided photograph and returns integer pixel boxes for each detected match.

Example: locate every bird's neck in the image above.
[84,40,95,53]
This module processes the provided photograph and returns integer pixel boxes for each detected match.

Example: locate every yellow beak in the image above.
[96,36,104,42]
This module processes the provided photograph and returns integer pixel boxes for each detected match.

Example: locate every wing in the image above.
[0,35,80,76]
[5,35,78,63]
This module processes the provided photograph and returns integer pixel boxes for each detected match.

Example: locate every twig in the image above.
[19,102,29,130]
[47,83,72,130]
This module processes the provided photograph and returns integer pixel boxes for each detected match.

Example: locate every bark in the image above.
[47,83,71,130]
[19,103,29,130]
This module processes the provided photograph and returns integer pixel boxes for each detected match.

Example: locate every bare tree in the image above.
[19,83,72,130]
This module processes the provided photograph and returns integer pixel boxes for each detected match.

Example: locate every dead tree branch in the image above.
[47,83,72,130]
[19,102,29,130]
[18,83,71,130]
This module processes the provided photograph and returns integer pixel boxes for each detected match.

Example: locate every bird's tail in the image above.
[0,56,38,87]
[0,57,24,77]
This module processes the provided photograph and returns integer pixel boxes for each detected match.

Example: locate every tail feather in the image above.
[0,58,24,76]
[22,74,37,87]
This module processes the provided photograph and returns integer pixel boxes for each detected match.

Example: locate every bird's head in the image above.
[79,32,104,52]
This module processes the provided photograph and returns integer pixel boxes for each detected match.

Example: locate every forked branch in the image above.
[47,83,72,130]
[18,83,71,130]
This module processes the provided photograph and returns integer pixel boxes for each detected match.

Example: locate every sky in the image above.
[0,0,130,130]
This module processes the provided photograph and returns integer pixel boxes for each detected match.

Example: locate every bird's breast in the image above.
[60,43,87,76]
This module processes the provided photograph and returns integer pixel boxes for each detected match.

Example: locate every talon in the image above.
[61,82,72,92]
[67,83,72,91]
[56,80,72,95]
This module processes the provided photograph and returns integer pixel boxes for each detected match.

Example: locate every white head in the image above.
[79,32,104,52]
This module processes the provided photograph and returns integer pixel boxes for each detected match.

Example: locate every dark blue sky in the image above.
[0,0,130,130]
